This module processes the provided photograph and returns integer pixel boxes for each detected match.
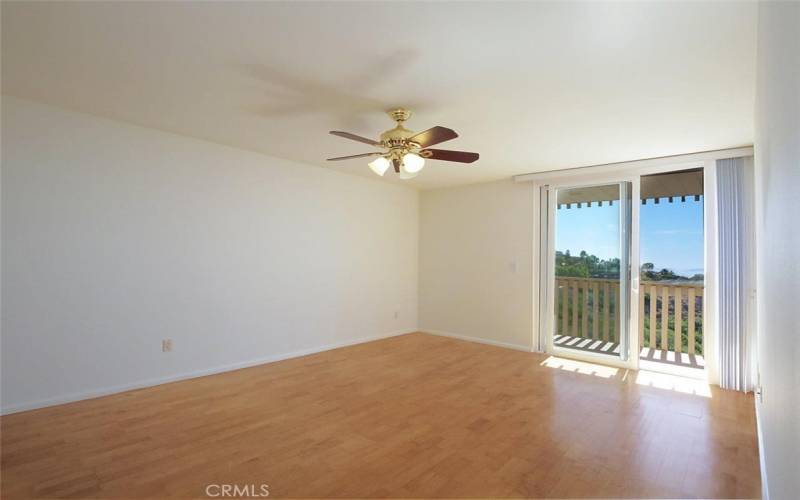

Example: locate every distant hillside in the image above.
[556,250,704,282]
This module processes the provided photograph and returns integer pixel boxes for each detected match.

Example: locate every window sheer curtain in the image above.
[716,157,756,392]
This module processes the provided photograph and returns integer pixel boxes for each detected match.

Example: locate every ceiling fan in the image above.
[327,108,479,179]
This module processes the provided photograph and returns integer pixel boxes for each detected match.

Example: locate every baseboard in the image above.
[0,328,417,415]
[421,329,532,352]
[755,400,770,500]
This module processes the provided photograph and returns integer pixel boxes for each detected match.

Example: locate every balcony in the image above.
[554,277,704,372]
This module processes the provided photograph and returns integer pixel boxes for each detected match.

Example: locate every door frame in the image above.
[540,176,640,371]
[530,158,720,382]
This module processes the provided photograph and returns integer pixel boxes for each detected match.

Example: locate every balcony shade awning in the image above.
[557,168,703,209]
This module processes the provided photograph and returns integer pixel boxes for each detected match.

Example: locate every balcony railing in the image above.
[554,277,704,368]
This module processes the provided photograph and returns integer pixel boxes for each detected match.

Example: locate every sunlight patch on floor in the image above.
[540,356,620,378]
[635,370,712,398]
[639,357,706,380]
[541,356,712,397]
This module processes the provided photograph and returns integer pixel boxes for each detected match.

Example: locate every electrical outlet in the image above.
[162,339,173,352]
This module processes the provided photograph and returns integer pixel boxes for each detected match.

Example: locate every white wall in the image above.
[753,2,800,499]
[1,96,419,413]
[418,180,534,350]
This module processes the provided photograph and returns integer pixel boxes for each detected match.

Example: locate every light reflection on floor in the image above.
[540,356,619,378]
[541,355,713,398]
[635,369,712,397]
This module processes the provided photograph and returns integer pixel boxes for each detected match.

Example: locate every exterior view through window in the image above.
[639,169,705,376]
[551,169,705,377]
[553,183,627,359]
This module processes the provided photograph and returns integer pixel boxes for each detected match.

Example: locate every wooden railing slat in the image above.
[555,279,561,335]
[603,282,610,341]
[675,287,682,354]
[649,284,657,349]
[613,282,619,343]
[660,286,670,350]
[638,284,644,348]
[592,282,600,340]
[688,287,696,354]
[571,280,578,337]
[582,281,589,339]
[558,279,564,336]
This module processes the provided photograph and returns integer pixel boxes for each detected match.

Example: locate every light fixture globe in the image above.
[368,156,390,176]
[402,152,425,173]
[399,163,420,179]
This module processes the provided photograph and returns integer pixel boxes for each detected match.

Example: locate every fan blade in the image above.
[329,131,381,146]
[392,158,401,173]
[421,149,480,163]
[408,126,458,147]
[327,152,382,161]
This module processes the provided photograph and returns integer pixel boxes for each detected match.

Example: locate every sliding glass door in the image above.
[545,181,634,366]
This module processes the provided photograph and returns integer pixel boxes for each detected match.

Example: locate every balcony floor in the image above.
[553,334,705,373]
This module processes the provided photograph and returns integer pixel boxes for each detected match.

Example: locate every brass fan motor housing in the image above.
[380,108,420,152]
[380,125,416,144]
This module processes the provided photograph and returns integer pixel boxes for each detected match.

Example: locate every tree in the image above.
[557,251,701,282]
[657,268,678,280]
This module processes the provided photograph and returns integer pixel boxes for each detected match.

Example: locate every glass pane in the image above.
[553,184,623,358]
[639,168,705,376]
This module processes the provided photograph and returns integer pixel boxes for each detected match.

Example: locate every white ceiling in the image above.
[1,1,756,190]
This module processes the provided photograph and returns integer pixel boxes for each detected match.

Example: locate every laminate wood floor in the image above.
[1,333,761,499]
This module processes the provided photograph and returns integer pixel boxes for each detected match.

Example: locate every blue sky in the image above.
[555,197,704,276]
